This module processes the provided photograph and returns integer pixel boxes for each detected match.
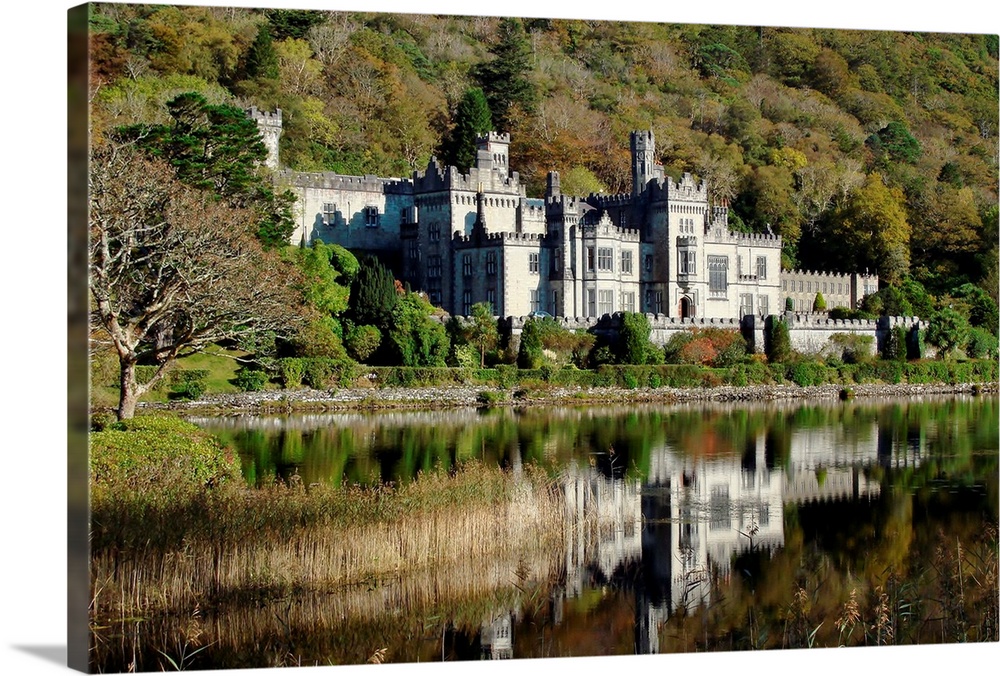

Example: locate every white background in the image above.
[2,1,998,675]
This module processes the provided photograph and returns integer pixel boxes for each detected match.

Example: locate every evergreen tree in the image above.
[245,26,279,80]
[349,257,399,329]
[617,312,652,365]
[473,18,537,131]
[118,92,295,247]
[517,318,544,369]
[443,88,493,171]
[813,292,827,312]
[765,317,792,363]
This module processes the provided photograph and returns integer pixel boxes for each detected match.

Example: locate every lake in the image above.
[93,395,998,669]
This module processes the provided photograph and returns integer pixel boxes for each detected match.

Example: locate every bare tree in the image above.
[89,143,303,419]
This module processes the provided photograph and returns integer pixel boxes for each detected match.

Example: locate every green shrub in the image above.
[765,318,792,363]
[344,324,382,362]
[828,333,875,364]
[167,369,208,400]
[881,325,908,362]
[966,327,998,359]
[648,372,662,388]
[495,364,518,389]
[279,358,305,388]
[618,312,652,364]
[476,390,508,406]
[234,367,269,392]
[622,370,639,389]
[789,361,827,387]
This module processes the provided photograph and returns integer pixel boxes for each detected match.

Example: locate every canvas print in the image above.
[73,1,999,672]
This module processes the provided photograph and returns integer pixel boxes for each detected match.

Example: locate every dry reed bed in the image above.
[91,465,567,618]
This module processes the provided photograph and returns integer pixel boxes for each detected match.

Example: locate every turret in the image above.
[630,130,658,197]
[247,106,283,170]
[476,131,511,173]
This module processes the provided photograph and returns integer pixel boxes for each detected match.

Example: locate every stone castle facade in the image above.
[255,112,875,320]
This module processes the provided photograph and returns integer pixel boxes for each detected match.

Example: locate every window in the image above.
[838,283,843,294]
[757,294,769,318]
[822,282,827,294]
[708,255,728,293]
[679,249,696,275]
[756,256,767,280]
[740,293,754,317]
[323,202,337,225]
[427,255,442,279]
[486,288,496,313]
[551,248,561,273]
[408,240,419,261]
[644,254,653,273]
[364,205,380,227]
[782,280,787,291]
[598,289,614,315]
[462,255,472,277]
[598,248,613,271]
[429,224,440,242]
[462,290,472,316]
[807,281,812,293]
[621,250,633,275]
[798,281,804,292]
[551,290,559,315]
[587,289,596,316]
[486,251,497,275]
[646,290,662,314]
[621,291,636,313]
[529,252,539,274]
[586,247,595,272]
[530,289,540,312]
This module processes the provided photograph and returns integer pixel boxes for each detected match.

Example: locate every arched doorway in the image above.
[679,296,694,318]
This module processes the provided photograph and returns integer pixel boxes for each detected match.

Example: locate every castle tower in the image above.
[247,106,283,170]
[476,131,511,173]
[630,130,657,197]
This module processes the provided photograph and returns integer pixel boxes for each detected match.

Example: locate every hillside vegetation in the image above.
[88,4,997,299]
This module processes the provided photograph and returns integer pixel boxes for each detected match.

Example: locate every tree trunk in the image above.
[117,358,140,420]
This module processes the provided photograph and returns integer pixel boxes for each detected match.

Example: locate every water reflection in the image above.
[170,397,1000,664]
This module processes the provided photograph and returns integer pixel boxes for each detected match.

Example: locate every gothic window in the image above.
[740,294,754,317]
[586,247,595,272]
[462,290,472,316]
[838,283,844,294]
[430,224,440,242]
[621,291,636,313]
[679,249,696,275]
[322,202,337,225]
[587,289,596,316]
[486,288,496,313]
[598,248,613,271]
[756,256,767,280]
[644,254,653,273]
[486,251,497,275]
[530,289,541,312]
[757,295,769,318]
[551,290,559,315]
[798,281,804,292]
[529,252,539,274]
[408,241,419,261]
[645,290,663,314]
[463,255,472,277]
[551,248,561,273]
[708,256,728,292]
[621,250,633,275]
[427,255,442,279]
[598,290,614,315]
[364,205,380,227]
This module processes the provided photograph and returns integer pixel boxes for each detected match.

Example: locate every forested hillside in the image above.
[87,4,998,301]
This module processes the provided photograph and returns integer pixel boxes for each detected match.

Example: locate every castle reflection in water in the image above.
[480,416,923,658]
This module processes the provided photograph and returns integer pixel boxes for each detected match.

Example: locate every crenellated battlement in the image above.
[784,268,877,281]
[246,106,282,125]
[452,230,549,245]
[282,170,413,194]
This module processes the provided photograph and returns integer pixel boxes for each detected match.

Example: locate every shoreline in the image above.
[128,380,999,415]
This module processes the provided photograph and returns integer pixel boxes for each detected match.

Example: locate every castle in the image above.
[253,111,876,320]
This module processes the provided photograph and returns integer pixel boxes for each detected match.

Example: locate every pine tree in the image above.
[246,26,279,80]
[443,88,493,171]
[473,18,537,131]
[349,258,399,329]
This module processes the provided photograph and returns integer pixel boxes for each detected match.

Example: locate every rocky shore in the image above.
[139,380,998,414]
